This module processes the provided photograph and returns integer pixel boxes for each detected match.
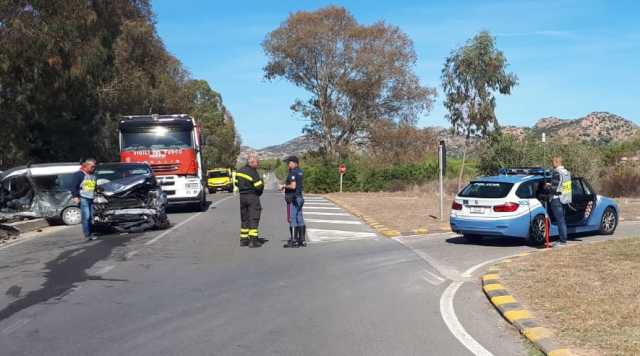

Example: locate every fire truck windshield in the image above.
[121,126,193,151]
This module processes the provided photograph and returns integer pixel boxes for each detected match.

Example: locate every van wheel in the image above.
[463,234,483,243]
[599,207,617,235]
[61,206,82,225]
[198,193,208,212]
[527,215,547,246]
[208,188,214,194]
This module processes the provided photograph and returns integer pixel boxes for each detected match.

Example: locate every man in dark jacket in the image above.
[69,158,97,241]
[236,155,264,248]
[280,156,305,248]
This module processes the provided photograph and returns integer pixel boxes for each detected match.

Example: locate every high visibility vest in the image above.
[555,167,572,204]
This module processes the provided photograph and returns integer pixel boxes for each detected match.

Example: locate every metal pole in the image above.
[439,144,444,221]
[340,173,343,193]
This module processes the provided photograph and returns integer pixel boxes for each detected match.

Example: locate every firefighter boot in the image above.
[298,225,306,247]
[240,238,250,247]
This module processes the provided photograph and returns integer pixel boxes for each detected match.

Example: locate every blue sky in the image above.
[153,0,639,149]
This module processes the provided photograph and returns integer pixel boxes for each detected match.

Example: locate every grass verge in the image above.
[500,238,640,356]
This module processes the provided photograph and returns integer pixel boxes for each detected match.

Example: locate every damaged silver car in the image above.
[93,163,170,233]
[0,163,81,225]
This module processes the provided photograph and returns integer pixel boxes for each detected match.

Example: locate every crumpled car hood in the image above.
[98,175,154,197]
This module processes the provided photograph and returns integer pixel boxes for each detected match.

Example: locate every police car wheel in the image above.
[527,215,547,246]
[599,207,617,235]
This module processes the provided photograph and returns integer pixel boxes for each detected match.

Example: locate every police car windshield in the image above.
[459,182,513,198]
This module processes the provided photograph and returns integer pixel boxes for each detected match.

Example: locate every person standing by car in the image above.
[236,155,264,248]
[546,156,572,246]
[70,158,97,241]
[280,156,305,248]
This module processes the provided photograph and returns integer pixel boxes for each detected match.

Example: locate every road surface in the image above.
[0,191,637,355]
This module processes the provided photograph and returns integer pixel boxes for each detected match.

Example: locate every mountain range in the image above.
[239,112,638,160]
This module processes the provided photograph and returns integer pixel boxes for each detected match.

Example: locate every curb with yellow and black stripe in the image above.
[482,255,573,356]
[322,196,451,237]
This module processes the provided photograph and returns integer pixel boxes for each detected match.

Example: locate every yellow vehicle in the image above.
[206,168,234,194]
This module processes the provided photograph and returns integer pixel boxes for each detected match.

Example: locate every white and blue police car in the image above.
[449,167,619,245]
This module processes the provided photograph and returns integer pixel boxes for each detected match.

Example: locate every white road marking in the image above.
[423,272,445,286]
[306,228,377,242]
[304,212,350,216]
[1,318,31,335]
[439,252,529,356]
[144,196,234,246]
[303,207,342,210]
[125,250,139,259]
[305,219,362,225]
[95,265,115,275]
[304,202,334,206]
[395,237,461,281]
[440,281,494,356]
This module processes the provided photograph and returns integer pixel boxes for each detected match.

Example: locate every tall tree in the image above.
[182,80,240,168]
[441,31,518,188]
[0,1,238,168]
[262,6,435,156]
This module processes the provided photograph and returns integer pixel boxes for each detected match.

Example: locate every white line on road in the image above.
[440,282,494,356]
[439,252,529,356]
[1,318,31,335]
[304,212,350,216]
[304,202,334,206]
[95,265,115,275]
[144,195,234,246]
[303,207,342,210]
[306,228,377,242]
[305,218,362,225]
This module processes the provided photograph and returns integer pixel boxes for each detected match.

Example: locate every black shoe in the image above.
[298,225,306,247]
[249,238,261,248]
[240,239,250,247]
[258,237,268,244]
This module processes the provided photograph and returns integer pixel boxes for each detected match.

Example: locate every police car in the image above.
[449,167,619,245]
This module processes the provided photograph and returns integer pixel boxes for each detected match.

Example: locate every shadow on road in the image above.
[0,235,132,322]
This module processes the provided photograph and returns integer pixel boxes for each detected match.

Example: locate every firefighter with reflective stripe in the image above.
[236,155,264,248]
[279,156,305,248]
[546,156,572,246]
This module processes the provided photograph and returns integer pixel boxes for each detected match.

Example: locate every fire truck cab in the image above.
[118,114,207,211]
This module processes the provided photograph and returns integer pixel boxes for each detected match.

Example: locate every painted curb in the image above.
[482,256,573,356]
[323,196,452,237]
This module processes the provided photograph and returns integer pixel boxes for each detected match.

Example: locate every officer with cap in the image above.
[236,154,264,248]
[280,156,306,247]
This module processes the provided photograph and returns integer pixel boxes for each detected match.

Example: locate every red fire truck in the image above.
[118,114,207,211]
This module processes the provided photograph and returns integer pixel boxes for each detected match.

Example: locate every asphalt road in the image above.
[0,191,637,356]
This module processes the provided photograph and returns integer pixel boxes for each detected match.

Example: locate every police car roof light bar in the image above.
[499,167,552,177]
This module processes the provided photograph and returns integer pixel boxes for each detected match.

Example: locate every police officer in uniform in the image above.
[280,156,305,248]
[546,156,572,247]
[236,155,264,248]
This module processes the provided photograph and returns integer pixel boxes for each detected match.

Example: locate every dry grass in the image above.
[500,238,640,356]
[324,181,459,233]
[615,198,640,221]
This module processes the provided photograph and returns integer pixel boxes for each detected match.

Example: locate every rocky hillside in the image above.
[239,135,320,161]
[506,112,638,143]
[241,112,638,160]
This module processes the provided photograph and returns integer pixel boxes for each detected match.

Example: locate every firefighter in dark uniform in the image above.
[236,155,264,248]
[280,156,305,248]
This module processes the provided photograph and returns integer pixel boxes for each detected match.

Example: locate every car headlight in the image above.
[94,195,108,204]
[186,183,200,189]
